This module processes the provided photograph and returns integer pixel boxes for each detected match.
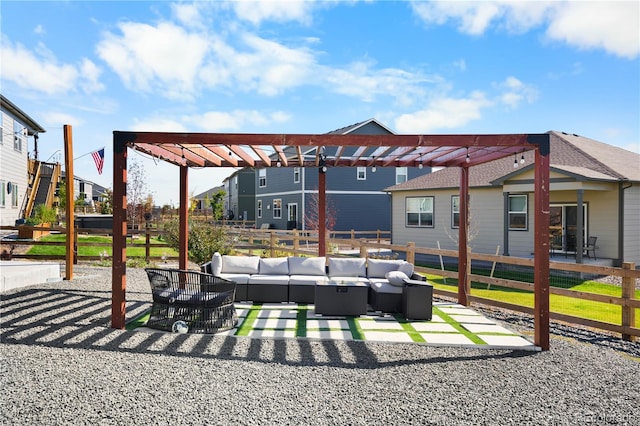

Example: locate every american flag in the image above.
[92,148,105,175]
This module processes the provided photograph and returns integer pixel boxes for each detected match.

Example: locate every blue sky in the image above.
[2,1,638,206]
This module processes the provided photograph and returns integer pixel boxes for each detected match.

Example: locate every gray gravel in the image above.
[1,265,639,426]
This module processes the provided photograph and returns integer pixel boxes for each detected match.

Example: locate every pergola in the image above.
[111,131,551,350]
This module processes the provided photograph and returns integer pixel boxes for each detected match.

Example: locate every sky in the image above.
[2,0,639,207]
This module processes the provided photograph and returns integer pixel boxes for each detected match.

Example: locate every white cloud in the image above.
[394,91,492,132]
[96,21,210,100]
[185,109,290,132]
[232,0,316,25]
[495,76,538,109]
[42,111,83,127]
[130,117,188,132]
[1,37,82,95]
[546,2,639,59]
[411,1,639,58]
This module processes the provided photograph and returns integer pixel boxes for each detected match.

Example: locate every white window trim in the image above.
[395,167,408,185]
[258,169,267,188]
[273,199,282,219]
[405,196,434,228]
[357,167,366,180]
[451,195,460,229]
[257,200,262,218]
[508,194,528,231]
[293,167,300,183]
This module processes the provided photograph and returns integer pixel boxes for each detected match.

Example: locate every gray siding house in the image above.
[0,95,46,226]
[254,119,432,231]
[223,168,256,221]
[386,131,640,266]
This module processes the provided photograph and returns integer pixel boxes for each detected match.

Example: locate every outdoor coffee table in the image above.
[314,280,368,316]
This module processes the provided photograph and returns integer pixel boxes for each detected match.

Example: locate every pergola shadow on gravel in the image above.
[110,131,552,349]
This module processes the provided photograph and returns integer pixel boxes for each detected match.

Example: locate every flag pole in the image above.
[74,146,105,161]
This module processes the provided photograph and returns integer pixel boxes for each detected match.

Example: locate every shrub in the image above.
[25,204,57,226]
[162,219,234,265]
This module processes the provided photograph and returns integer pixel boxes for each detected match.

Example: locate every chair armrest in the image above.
[410,272,426,281]
[201,261,212,274]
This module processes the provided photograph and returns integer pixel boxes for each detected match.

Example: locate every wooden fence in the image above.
[2,225,637,341]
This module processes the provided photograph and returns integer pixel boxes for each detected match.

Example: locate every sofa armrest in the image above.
[410,272,426,281]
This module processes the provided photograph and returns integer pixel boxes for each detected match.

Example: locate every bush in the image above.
[25,204,57,226]
[162,219,234,265]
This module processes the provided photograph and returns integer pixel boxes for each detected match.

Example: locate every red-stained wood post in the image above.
[318,169,326,256]
[179,165,189,271]
[534,137,551,351]
[458,166,470,306]
[63,125,75,280]
[111,132,128,329]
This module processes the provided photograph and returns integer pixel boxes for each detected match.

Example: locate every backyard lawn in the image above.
[26,234,179,258]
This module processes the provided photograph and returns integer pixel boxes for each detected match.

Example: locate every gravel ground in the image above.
[1,265,639,426]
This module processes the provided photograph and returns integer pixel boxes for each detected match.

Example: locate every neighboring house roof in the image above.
[194,185,224,199]
[386,131,640,191]
[0,94,46,134]
[326,118,395,135]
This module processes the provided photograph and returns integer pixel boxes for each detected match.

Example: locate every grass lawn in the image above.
[428,274,640,328]
[27,234,179,258]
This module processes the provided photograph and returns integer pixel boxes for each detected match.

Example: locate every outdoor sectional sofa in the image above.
[201,253,426,314]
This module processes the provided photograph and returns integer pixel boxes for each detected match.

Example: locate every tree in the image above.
[303,187,337,232]
[99,188,113,214]
[127,158,150,228]
[209,190,226,220]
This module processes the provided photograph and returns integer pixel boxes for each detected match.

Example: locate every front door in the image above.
[550,204,587,253]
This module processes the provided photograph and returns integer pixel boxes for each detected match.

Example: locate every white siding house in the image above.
[387,131,640,266]
[0,95,46,226]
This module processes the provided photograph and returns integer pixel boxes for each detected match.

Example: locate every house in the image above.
[223,168,256,221]
[385,131,640,266]
[0,95,46,226]
[193,185,224,212]
[253,118,432,231]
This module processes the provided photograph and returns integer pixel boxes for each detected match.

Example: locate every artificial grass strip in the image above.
[295,305,308,337]
[235,304,262,336]
[393,314,427,343]
[126,310,150,330]
[347,317,364,340]
[432,306,487,345]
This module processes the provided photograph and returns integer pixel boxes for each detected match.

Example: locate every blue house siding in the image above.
[250,119,432,230]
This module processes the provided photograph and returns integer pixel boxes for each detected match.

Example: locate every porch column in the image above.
[458,166,470,306]
[179,165,189,270]
[111,132,127,329]
[534,139,551,351]
[575,189,584,263]
[318,169,326,256]
[503,191,510,256]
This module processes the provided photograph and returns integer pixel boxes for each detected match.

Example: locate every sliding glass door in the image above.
[549,204,587,253]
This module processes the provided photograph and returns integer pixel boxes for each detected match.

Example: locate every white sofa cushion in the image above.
[369,280,403,294]
[248,275,289,285]
[288,256,326,276]
[328,257,366,277]
[385,271,409,287]
[222,255,260,274]
[259,257,289,275]
[289,275,328,286]
[211,252,223,276]
[398,261,414,277]
[367,259,404,278]
[218,273,251,284]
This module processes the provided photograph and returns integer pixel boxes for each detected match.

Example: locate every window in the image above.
[11,184,19,207]
[234,176,238,189]
[13,121,24,152]
[396,167,408,184]
[258,169,266,187]
[293,167,300,183]
[451,196,460,228]
[0,181,5,207]
[257,200,262,218]
[357,167,366,180]
[273,199,282,219]
[406,196,433,227]
[509,194,528,230]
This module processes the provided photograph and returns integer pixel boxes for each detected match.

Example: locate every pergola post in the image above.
[318,169,326,256]
[111,133,128,329]
[534,138,551,350]
[179,165,189,270]
[63,125,75,281]
[458,166,470,306]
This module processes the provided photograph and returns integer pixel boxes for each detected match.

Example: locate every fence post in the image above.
[622,262,636,342]
[145,225,151,263]
[360,240,367,259]
[377,229,381,244]
[351,230,355,249]
[406,242,415,265]
[270,231,276,258]
[73,225,78,265]
[293,230,299,255]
